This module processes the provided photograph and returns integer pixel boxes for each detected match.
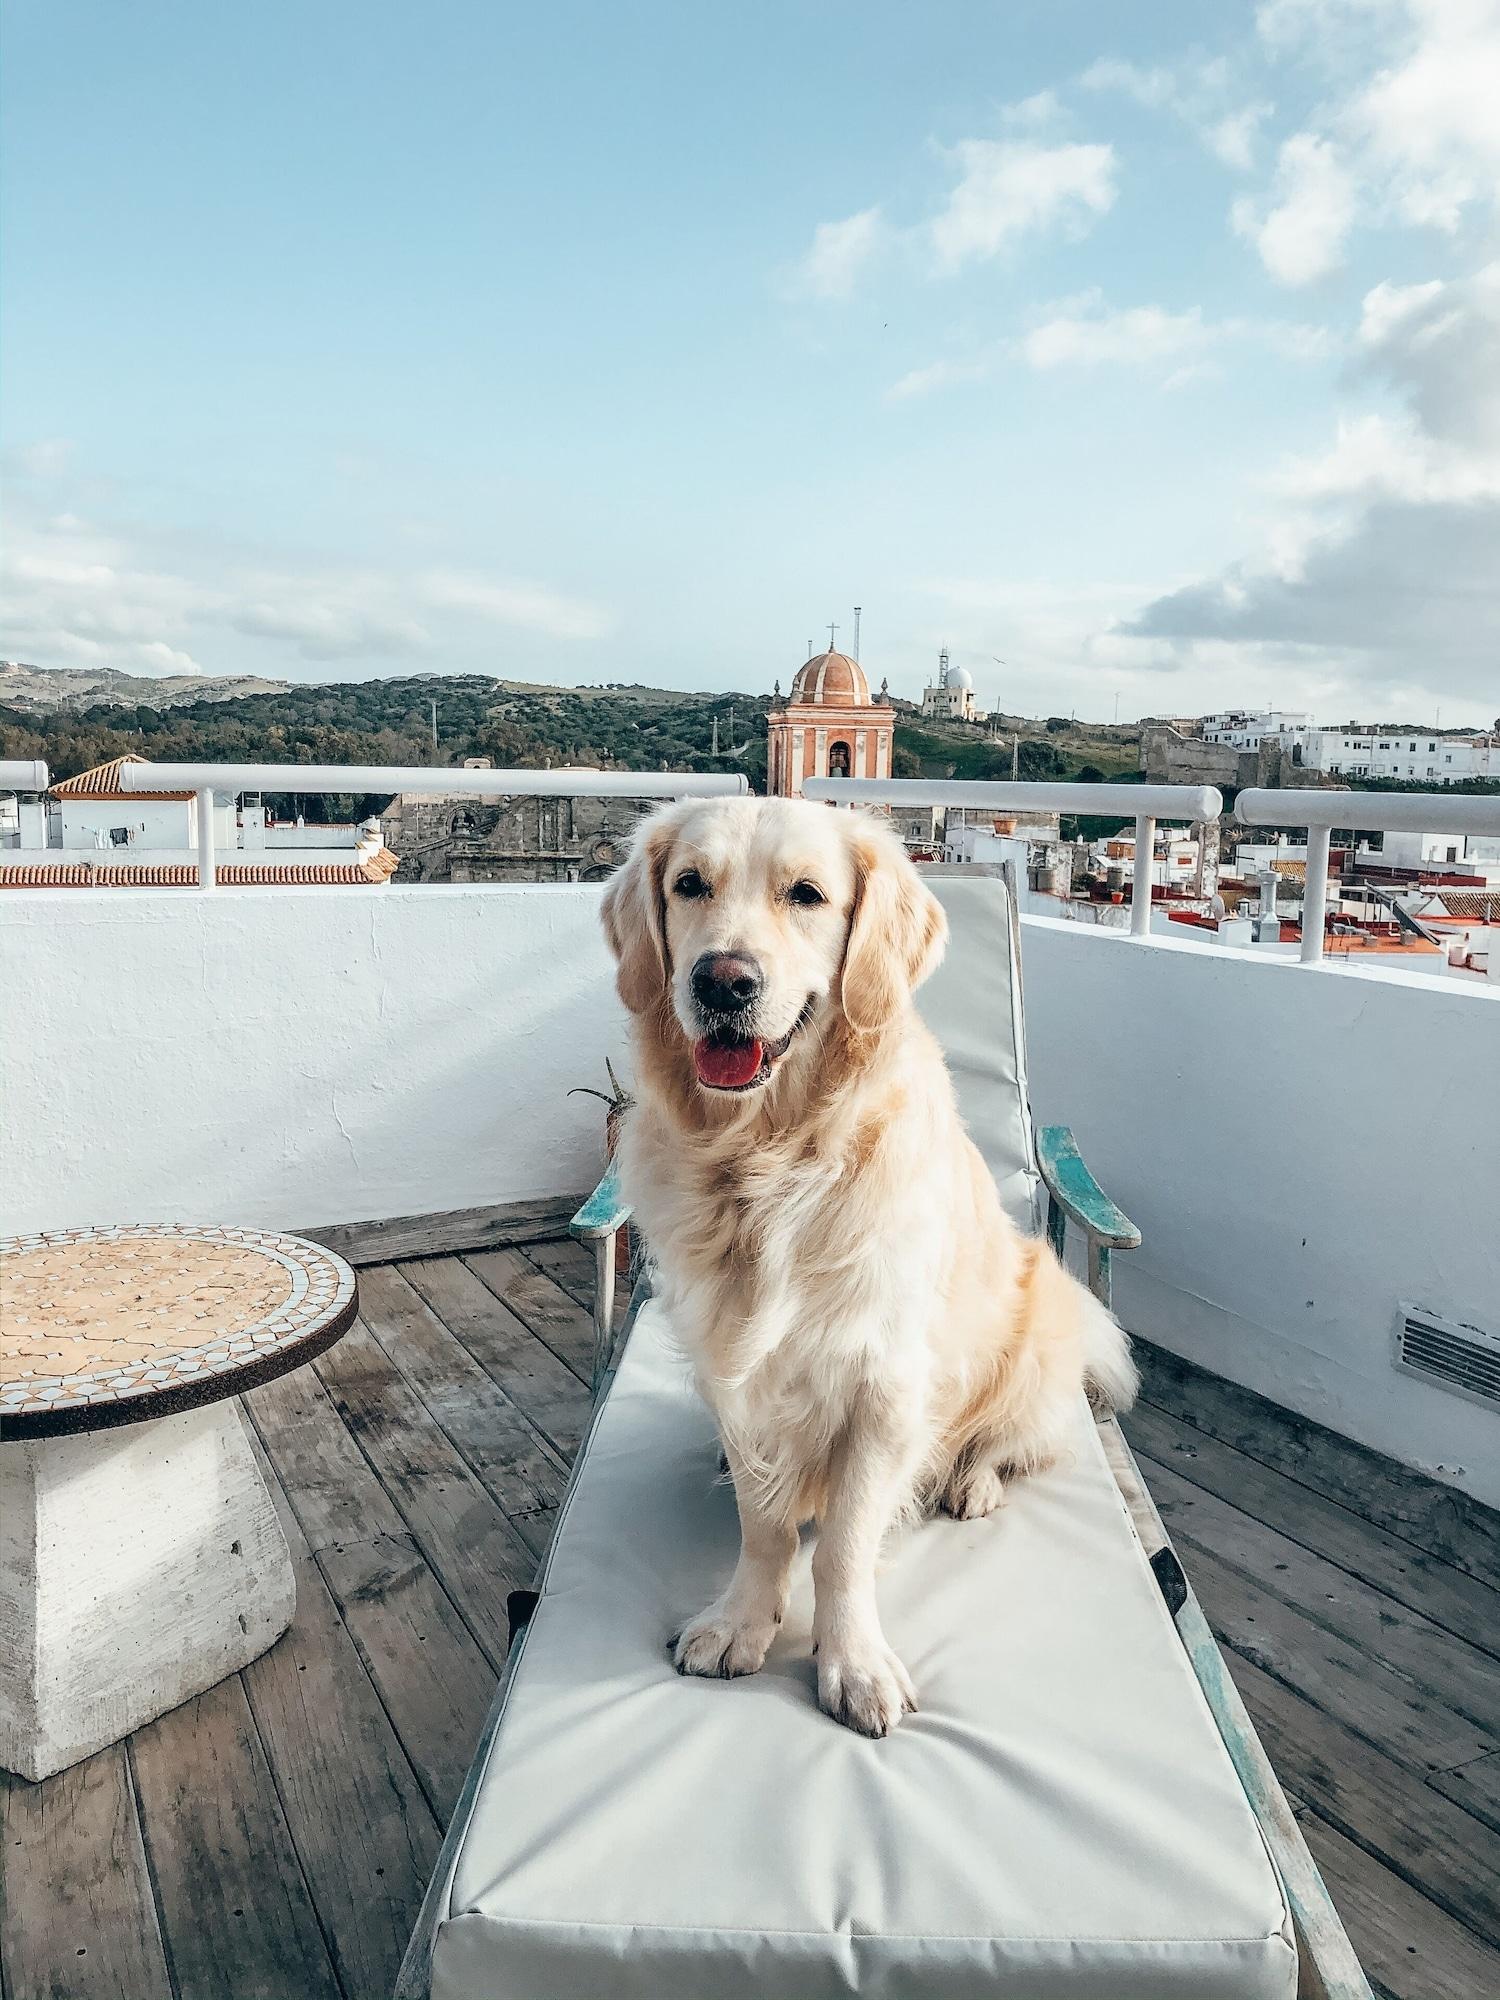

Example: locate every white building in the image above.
[0,755,399,889]
[1289,729,1500,784]
[921,650,981,723]
[1200,710,1310,749]
[1356,829,1500,883]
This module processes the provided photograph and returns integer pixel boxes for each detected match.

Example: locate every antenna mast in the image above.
[853,605,862,658]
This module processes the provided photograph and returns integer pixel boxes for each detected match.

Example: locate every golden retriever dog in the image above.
[601,795,1135,1736]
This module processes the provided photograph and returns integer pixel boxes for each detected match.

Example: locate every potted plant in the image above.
[569,1059,634,1271]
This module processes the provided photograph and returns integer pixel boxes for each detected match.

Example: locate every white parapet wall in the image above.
[1018,915,1500,1511]
[1,885,630,1240]
[4,884,1497,1507]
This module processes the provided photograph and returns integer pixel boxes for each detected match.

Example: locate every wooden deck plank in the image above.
[300,1193,588,1268]
[388,1256,587,1461]
[1179,1537,1491,1774]
[314,1532,498,1825]
[128,1675,342,2000]
[0,1748,173,2000]
[243,1371,500,1823]
[516,1234,597,1313]
[359,1262,567,1560]
[242,1364,410,1553]
[1138,1451,1500,1735]
[1227,1650,1500,1947]
[1429,1747,1500,1838]
[313,1319,537,1671]
[241,1552,443,2000]
[8,1209,1498,2000]
[1124,1400,1500,1660]
[1293,1803,1500,2000]
[462,1245,596,1384]
[1134,1342,1500,1590]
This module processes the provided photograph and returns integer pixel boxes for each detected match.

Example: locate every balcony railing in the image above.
[0,759,49,789]
[810,775,1500,962]
[806,776,1223,937]
[113,760,748,889]
[1235,785,1500,963]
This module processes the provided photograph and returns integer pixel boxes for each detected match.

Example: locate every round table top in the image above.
[1,1224,358,1441]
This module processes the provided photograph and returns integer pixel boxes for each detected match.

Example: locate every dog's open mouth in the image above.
[692,1001,813,1092]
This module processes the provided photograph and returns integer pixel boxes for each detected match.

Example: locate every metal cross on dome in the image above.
[826,622,839,651]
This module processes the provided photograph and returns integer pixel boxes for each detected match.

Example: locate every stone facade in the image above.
[379,790,651,884]
[1139,725,1341,793]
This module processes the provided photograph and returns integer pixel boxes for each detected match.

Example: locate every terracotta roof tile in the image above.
[1434,891,1500,920]
[0,848,401,889]
[49,754,194,801]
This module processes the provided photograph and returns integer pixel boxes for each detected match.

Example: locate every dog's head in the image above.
[600,797,946,1096]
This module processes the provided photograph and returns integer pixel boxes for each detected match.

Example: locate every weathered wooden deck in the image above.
[2,1215,1497,2000]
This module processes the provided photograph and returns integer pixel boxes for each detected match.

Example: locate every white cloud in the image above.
[1081,55,1271,171]
[1123,261,1500,700]
[4,439,75,480]
[0,499,615,677]
[793,207,888,300]
[795,111,1117,302]
[230,597,432,662]
[928,138,1116,271]
[1021,302,1211,368]
[419,571,612,640]
[1232,133,1357,283]
[1234,2,1500,281]
[888,295,1332,399]
[1206,105,1272,172]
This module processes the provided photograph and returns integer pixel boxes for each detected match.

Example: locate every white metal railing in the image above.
[0,760,49,791]
[115,761,748,891]
[805,777,1224,939]
[1236,787,1500,964]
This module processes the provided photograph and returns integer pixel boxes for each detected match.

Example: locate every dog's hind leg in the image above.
[936,1445,1007,1521]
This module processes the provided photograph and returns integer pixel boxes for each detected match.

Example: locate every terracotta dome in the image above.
[789,650,872,706]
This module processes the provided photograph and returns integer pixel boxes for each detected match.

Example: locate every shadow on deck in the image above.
[2,1210,1497,2000]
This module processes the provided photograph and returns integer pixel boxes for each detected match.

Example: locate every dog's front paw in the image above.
[672,1603,777,1680]
[817,1642,918,1737]
[939,1460,1006,1521]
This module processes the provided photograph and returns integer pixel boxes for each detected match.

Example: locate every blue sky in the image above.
[4,0,1498,722]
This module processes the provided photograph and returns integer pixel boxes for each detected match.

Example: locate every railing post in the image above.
[1300,825,1331,965]
[1131,815,1155,937]
[197,787,217,892]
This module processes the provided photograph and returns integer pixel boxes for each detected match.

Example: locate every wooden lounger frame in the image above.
[396,863,1371,2000]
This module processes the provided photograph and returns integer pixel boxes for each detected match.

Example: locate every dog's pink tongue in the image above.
[694,1037,763,1088]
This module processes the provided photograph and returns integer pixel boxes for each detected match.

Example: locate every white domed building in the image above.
[766,646,894,797]
[921,650,981,723]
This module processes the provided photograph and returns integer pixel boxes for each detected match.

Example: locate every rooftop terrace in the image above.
[1,1217,1495,2000]
[1,763,1497,1998]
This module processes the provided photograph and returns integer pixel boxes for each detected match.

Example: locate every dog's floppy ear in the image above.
[600,806,678,1013]
[840,819,947,1034]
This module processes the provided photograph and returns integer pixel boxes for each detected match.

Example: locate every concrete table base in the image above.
[0,1404,295,1782]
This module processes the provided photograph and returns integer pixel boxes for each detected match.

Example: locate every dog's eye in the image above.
[787,880,826,908]
[673,869,710,899]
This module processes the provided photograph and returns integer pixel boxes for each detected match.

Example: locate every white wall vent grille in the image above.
[1394,1304,1500,1412]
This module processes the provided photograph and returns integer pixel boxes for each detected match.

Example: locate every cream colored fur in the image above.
[601,796,1135,1736]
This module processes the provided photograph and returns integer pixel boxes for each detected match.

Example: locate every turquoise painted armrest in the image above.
[569,1159,633,1242]
[1036,1126,1141,1251]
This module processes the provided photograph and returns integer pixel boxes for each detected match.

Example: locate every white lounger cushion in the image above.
[915,870,1041,1231]
[426,1303,1296,2000]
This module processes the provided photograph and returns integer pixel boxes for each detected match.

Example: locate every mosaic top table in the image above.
[0,1223,358,1782]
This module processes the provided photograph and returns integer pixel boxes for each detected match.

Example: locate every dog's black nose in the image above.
[691,952,763,1015]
